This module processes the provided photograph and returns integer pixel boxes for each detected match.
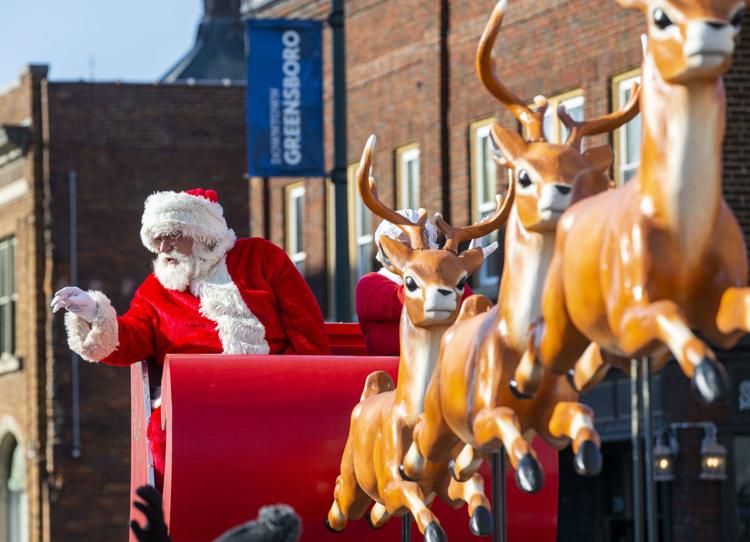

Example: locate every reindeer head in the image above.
[616,0,746,82]
[357,135,513,328]
[478,0,640,232]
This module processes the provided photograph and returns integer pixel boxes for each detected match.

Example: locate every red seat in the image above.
[130,355,558,541]
[324,322,368,356]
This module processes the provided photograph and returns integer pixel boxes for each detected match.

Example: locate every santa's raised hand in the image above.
[51,286,98,322]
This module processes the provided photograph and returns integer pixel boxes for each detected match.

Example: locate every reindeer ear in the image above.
[583,145,613,173]
[490,123,527,166]
[378,236,412,274]
[458,246,487,277]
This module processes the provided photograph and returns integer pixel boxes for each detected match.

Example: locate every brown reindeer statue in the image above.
[325,136,513,542]
[511,0,749,404]
[400,0,640,491]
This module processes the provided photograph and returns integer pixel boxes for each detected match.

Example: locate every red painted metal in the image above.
[323,322,368,356]
[148,354,557,541]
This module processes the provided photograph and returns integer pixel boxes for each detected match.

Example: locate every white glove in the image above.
[51,286,98,322]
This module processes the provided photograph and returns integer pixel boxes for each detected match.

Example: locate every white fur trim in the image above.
[190,257,270,355]
[64,290,119,362]
[140,191,236,257]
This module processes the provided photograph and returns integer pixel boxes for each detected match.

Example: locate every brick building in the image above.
[0,67,248,540]
[244,0,750,540]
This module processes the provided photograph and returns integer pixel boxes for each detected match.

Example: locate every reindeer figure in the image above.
[400,0,640,490]
[511,0,749,403]
[325,136,513,541]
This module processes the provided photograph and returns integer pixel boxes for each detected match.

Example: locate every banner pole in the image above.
[631,358,644,542]
[492,451,507,542]
[641,356,658,542]
[329,0,351,322]
[401,514,411,542]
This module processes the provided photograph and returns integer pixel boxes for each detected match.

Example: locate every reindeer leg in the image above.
[448,444,484,483]
[717,286,750,337]
[570,344,631,394]
[620,300,727,403]
[402,373,459,482]
[326,437,372,532]
[472,407,543,493]
[548,402,602,476]
[512,253,589,398]
[382,480,446,542]
[444,473,493,537]
[366,503,391,529]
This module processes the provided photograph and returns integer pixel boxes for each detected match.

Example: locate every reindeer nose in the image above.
[555,184,572,195]
[437,288,452,296]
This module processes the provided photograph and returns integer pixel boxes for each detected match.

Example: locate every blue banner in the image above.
[246,19,324,177]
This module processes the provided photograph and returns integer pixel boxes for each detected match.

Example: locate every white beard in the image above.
[153,252,195,291]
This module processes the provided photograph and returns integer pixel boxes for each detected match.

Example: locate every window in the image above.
[613,71,642,185]
[471,119,501,287]
[285,184,305,274]
[0,238,16,360]
[534,90,585,144]
[348,163,374,282]
[396,144,420,209]
[1,433,28,542]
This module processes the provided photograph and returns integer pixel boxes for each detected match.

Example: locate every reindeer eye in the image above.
[518,169,532,188]
[731,9,744,27]
[404,276,418,292]
[456,277,467,290]
[653,8,673,29]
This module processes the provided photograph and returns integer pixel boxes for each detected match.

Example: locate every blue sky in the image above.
[0,0,202,88]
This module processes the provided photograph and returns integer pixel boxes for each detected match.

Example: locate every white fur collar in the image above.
[190,256,270,355]
[378,267,403,285]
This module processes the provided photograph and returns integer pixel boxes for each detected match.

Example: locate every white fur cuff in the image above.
[64,290,119,363]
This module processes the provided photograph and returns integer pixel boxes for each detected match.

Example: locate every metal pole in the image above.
[401,514,411,542]
[631,358,643,542]
[69,170,81,458]
[641,356,657,542]
[492,451,507,542]
[329,0,351,322]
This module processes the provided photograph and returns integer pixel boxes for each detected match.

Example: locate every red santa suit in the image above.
[356,268,473,356]
[64,188,329,488]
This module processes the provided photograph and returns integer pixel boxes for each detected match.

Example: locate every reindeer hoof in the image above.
[469,506,493,537]
[515,453,543,493]
[509,379,534,400]
[324,519,343,533]
[364,513,381,530]
[566,370,582,394]
[692,357,728,404]
[399,464,418,482]
[424,522,447,542]
[574,440,602,476]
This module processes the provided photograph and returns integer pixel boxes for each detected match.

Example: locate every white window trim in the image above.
[471,120,501,288]
[0,237,17,363]
[614,72,642,185]
[396,144,420,209]
[285,185,306,270]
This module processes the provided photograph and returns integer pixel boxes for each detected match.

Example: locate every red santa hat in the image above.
[140,188,236,256]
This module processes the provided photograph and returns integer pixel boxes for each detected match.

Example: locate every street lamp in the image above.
[699,425,727,481]
[653,432,675,482]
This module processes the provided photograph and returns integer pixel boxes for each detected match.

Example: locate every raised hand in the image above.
[130,485,171,542]
[50,286,98,322]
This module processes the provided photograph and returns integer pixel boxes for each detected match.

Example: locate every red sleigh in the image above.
[129,323,558,541]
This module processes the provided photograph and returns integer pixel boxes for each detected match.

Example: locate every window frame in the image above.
[470,118,502,289]
[395,143,420,209]
[612,69,642,186]
[531,89,585,144]
[284,183,306,273]
[348,163,374,284]
[0,237,17,368]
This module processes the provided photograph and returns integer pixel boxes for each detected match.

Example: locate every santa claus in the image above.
[51,188,330,485]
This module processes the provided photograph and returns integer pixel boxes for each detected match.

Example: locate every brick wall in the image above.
[42,81,248,541]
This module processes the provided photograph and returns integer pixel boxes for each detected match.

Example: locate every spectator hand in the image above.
[130,485,172,542]
[51,286,98,322]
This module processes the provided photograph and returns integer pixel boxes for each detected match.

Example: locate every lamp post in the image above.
[652,422,728,483]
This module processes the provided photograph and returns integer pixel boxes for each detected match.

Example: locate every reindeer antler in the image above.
[434,175,515,254]
[477,0,547,141]
[559,82,641,150]
[357,135,429,249]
